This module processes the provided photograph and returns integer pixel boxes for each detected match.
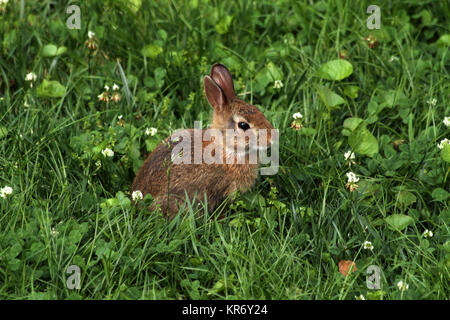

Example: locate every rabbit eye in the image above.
[238,122,250,131]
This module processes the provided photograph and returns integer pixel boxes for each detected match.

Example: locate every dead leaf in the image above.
[338,260,357,276]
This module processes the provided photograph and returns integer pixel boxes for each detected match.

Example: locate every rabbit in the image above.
[131,64,275,218]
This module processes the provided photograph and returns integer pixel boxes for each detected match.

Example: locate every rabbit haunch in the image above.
[131,64,276,217]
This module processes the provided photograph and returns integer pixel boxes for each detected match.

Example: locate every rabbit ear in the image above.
[204,75,227,112]
[210,64,236,102]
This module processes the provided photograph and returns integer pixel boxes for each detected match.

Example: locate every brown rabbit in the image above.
[131,64,275,218]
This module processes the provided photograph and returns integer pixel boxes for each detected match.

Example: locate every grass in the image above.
[0,0,449,300]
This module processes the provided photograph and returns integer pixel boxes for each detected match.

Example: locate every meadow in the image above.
[0,0,449,299]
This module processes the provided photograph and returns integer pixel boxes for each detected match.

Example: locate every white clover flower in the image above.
[292,112,303,120]
[0,186,13,198]
[426,98,437,106]
[0,0,9,5]
[422,229,433,238]
[345,172,360,192]
[443,117,450,127]
[118,115,123,120]
[437,138,450,150]
[25,72,37,82]
[111,92,121,103]
[388,56,399,63]
[363,240,374,251]
[98,92,109,102]
[146,127,158,136]
[85,32,97,50]
[104,84,110,91]
[132,190,143,201]
[344,150,355,161]
[273,79,284,89]
[397,280,409,291]
[112,83,120,91]
[355,294,366,300]
[101,147,114,158]
[346,172,359,183]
